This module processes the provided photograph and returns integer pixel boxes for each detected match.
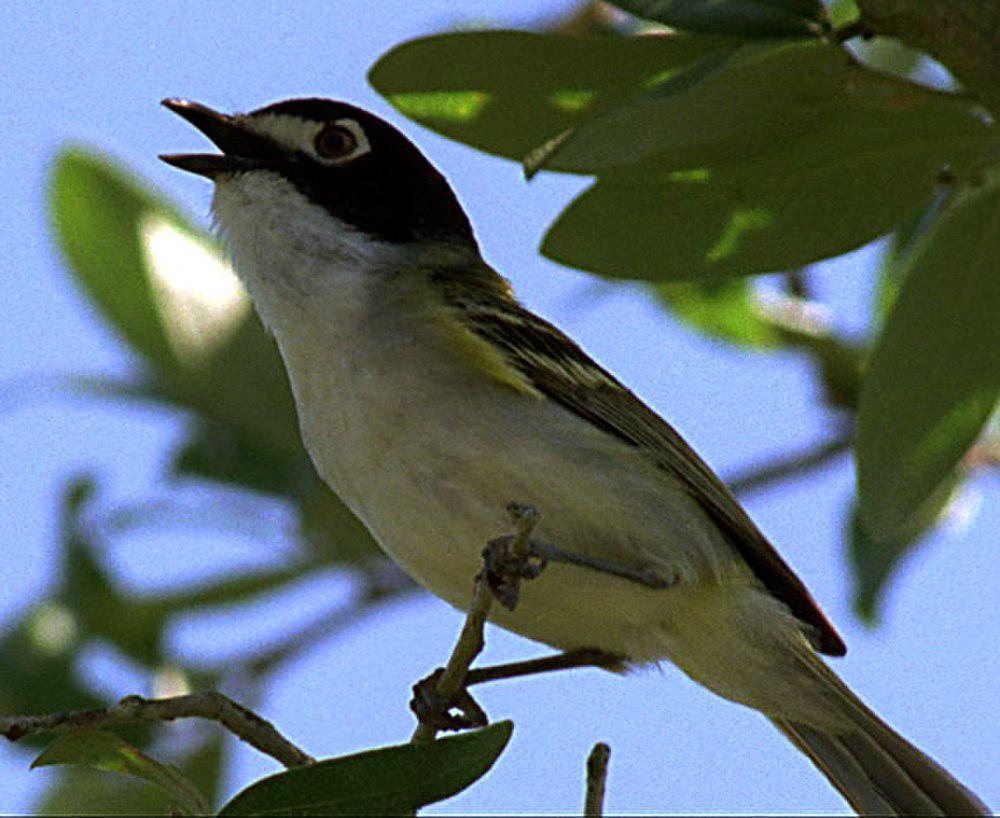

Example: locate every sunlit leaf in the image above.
[218,722,513,816]
[609,0,826,38]
[369,30,737,163]
[33,730,208,816]
[856,183,1000,542]
[650,279,780,347]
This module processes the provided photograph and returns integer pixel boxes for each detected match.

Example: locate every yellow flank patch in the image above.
[439,307,541,397]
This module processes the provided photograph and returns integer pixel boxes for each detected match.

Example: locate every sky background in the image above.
[1,1,997,814]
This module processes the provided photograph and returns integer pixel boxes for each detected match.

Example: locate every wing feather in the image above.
[438,271,845,657]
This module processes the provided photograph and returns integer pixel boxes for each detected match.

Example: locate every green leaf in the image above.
[534,41,989,175]
[540,48,992,279]
[50,148,302,462]
[369,30,737,164]
[218,722,513,816]
[650,279,780,347]
[50,148,182,373]
[871,197,945,323]
[49,149,380,564]
[0,606,102,734]
[856,184,1000,542]
[32,729,208,815]
[608,0,826,38]
[37,767,186,816]
[847,474,957,623]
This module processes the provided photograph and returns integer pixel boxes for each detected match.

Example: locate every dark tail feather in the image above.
[770,712,989,815]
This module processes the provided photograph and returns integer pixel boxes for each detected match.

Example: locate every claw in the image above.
[409,668,488,731]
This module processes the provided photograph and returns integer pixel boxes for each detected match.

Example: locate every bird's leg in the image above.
[465,648,626,686]
[483,533,675,611]
[411,503,641,734]
[410,649,623,731]
[531,541,677,592]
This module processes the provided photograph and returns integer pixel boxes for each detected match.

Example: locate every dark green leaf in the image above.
[650,279,780,347]
[36,767,185,816]
[541,56,991,279]
[218,722,513,816]
[369,30,737,163]
[857,183,1000,542]
[32,729,208,815]
[871,197,945,323]
[847,472,957,622]
[609,0,825,38]
[536,41,988,175]
[0,606,102,732]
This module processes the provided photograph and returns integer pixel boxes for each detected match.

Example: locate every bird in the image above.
[160,96,989,816]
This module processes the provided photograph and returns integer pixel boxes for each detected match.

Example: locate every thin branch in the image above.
[0,691,314,769]
[410,504,538,744]
[833,19,874,43]
[726,430,853,497]
[584,742,611,817]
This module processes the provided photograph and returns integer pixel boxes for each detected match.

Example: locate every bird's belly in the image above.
[295,373,739,660]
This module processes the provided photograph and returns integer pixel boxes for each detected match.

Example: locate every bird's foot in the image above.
[409,667,488,732]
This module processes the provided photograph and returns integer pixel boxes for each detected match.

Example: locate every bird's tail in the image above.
[656,579,989,815]
[768,655,989,816]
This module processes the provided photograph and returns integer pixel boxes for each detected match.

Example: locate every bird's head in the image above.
[161,97,480,320]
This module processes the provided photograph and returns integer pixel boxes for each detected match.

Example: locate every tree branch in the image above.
[725,429,853,497]
[410,504,538,744]
[584,742,611,817]
[0,691,314,769]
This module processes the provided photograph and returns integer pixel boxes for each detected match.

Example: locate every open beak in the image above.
[159,99,283,178]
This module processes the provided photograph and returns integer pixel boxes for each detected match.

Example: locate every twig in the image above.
[584,742,611,817]
[0,691,314,769]
[726,430,853,497]
[410,504,538,744]
[833,19,873,43]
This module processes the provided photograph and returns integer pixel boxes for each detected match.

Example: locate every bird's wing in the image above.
[442,276,845,657]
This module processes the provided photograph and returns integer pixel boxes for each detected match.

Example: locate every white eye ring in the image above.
[313,118,371,164]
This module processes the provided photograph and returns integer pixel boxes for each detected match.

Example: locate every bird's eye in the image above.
[314,124,358,160]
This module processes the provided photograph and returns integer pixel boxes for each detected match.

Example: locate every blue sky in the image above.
[1,1,996,813]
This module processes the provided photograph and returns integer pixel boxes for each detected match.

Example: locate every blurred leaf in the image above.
[58,477,165,666]
[297,478,382,565]
[32,729,208,815]
[855,36,923,79]
[847,471,958,622]
[35,734,223,816]
[36,767,185,816]
[534,40,990,175]
[173,420,305,498]
[50,148,302,462]
[608,0,826,38]
[56,477,340,667]
[50,148,183,374]
[825,0,859,28]
[369,30,737,164]
[0,606,101,729]
[857,183,1000,542]
[49,149,379,565]
[218,721,513,816]
[650,279,780,347]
